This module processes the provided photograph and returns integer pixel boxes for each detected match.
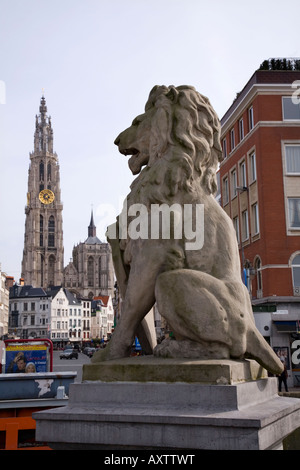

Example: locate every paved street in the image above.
[52,350,91,383]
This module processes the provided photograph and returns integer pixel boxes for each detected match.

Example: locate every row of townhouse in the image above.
[8,282,114,347]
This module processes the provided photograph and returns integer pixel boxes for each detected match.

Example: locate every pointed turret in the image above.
[39,95,47,120]
[88,210,97,238]
[34,95,53,154]
[85,210,101,244]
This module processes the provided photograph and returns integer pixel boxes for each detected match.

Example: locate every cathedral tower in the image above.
[21,96,64,288]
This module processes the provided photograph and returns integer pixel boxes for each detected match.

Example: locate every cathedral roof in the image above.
[84,235,102,244]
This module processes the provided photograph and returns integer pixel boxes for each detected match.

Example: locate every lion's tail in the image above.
[245,326,283,376]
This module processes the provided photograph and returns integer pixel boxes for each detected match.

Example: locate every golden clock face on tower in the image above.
[39,189,55,204]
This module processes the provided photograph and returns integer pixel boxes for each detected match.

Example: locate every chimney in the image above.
[5,276,15,289]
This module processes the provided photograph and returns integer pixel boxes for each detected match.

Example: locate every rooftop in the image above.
[221,68,300,126]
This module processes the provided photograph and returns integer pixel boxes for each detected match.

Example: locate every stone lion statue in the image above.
[92,85,283,375]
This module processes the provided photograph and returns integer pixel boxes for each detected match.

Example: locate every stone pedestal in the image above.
[33,358,300,450]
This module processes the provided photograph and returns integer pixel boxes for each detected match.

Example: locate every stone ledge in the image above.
[33,378,300,450]
[82,356,267,384]
[68,377,277,411]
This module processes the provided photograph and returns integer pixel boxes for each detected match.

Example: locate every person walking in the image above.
[278,359,289,392]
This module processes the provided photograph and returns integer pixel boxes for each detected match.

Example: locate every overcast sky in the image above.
[0,0,299,280]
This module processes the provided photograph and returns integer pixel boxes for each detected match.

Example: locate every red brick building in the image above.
[219,62,300,384]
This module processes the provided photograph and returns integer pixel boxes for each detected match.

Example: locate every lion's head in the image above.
[114,85,222,196]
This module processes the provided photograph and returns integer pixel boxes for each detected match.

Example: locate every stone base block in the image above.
[82,356,267,384]
[34,370,300,450]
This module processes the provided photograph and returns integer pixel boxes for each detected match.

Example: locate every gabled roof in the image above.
[64,288,81,305]
[94,295,109,307]
[47,286,81,305]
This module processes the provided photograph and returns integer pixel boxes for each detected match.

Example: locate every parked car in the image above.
[60,348,78,360]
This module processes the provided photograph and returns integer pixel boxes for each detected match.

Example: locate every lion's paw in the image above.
[153,338,230,360]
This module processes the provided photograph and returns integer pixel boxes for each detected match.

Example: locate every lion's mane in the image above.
[133,85,222,203]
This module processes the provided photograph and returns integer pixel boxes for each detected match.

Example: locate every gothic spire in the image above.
[34,94,53,154]
[39,95,47,120]
[88,210,97,238]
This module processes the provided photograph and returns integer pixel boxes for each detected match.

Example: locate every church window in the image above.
[40,215,43,247]
[48,216,55,247]
[39,161,44,181]
[41,254,44,286]
[88,256,94,287]
[47,163,51,181]
[48,255,55,286]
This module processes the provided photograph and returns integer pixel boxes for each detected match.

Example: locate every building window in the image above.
[48,216,55,247]
[283,97,300,120]
[288,198,300,228]
[233,216,240,243]
[40,215,43,247]
[285,145,300,173]
[39,161,44,181]
[249,151,256,182]
[88,256,94,287]
[222,138,227,159]
[239,118,244,141]
[242,209,249,241]
[252,203,259,235]
[231,169,237,198]
[291,254,300,293]
[222,177,229,205]
[47,163,52,181]
[248,106,254,131]
[230,128,235,151]
[48,255,55,286]
[239,161,246,187]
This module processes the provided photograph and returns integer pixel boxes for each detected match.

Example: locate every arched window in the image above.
[39,161,44,181]
[48,216,55,247]
[47,163,51,181]
[291,253,300,295]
